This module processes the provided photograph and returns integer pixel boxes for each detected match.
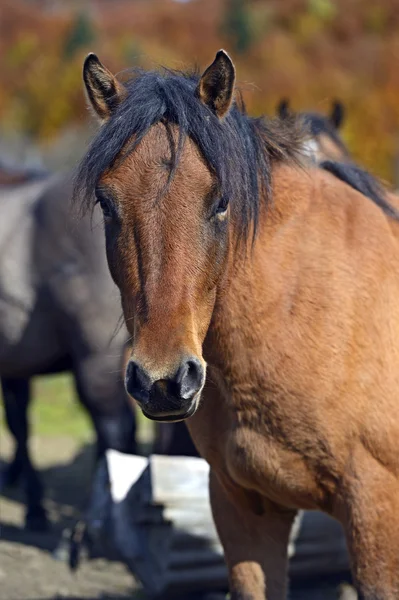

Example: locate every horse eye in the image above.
[96,193,113,218]
[215,196,229,216]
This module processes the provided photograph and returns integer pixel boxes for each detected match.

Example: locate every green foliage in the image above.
[250,4,275,41]
[365,5,388,34]
[5,34,38,68]
[120,38,144,66]
[1,0,399,182]
[307,0,337,22]
[63,11,96,59]
[0,373,152,444]
[221,0,254,55]
[0,374,92,441]
[294,0,337,41]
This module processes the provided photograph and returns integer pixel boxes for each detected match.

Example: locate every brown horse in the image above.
[277,98,350,164]
[278,102,399,218]
[277,101,399,217]
[76,51,399,599]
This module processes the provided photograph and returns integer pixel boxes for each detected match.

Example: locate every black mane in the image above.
[321,161,399,221]
[75,67,304,242]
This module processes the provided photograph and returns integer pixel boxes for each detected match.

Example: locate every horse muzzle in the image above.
[125,356,204,422]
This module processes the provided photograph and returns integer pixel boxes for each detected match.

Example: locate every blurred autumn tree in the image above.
[63,11,96,59]
[1,0,399,182]
[221,0,254,54]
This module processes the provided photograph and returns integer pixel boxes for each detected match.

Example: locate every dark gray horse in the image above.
[0,164,137,530]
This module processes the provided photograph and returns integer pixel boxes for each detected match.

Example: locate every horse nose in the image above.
[173,357,204,401]
[125,360,152,404]
[125,357,205,418]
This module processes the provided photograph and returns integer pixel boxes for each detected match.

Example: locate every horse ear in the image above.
[197,50,235,119]
[277,98,290,119]
[83,53,127,122]
[330,100,345,129]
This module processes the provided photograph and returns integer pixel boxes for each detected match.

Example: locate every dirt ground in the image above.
[0,434,141,600]
[0,433,358,600]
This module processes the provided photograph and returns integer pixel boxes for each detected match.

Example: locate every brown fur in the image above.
[276,100,349,165]
[0,167,38,185]
[0,172,29,185]
[83,53,127,122]
[100,138,399,599]
[311,131,348,163]
[197,50,236,118]
[83,56,399,600]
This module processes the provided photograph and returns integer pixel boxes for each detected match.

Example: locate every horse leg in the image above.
[152,422,173,454]
[209,470,296,600]
[60,358,137,564]
[341,449,399,600]
[1,378,26,487]
[167,421,199,456]
[72,356,137,459]
[154,422,199,456]
[1,377,48,531]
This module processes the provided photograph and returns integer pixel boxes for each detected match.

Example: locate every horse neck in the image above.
[302,135,350,165]
[203,161,314,378]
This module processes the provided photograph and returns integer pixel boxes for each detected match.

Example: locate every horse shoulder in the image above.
[206,163,399,507]
[269,163,399,258]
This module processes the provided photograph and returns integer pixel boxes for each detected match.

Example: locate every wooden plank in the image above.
[169,549,225,569]
[163,564,228,596]
[106,450,148,503]
[171,530,223,551]
[148,455,211,504]
[102,452,351,598]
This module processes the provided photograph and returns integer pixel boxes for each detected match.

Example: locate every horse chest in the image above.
[225,426,326,510]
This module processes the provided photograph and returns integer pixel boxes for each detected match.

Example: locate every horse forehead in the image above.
[108,124,212,188]
[317,132,345,158]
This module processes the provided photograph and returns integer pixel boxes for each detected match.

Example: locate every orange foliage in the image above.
[1,0,399,181]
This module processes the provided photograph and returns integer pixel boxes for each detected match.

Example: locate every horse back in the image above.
[35,174,126,349]
[0,176,62,372]
[0,172,126,376]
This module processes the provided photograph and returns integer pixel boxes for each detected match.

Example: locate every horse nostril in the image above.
[176,357,204,401]
[125,360,152,404]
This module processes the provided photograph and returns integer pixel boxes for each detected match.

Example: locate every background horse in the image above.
[77,50,399,599]
[278,102,399,214]
[0,164,137,530]
[276,98,350,164]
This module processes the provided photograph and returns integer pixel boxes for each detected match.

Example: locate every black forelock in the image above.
[75,67,305,243]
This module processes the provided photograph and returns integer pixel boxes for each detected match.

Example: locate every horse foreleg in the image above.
[154,421,199,456]
[209,470,296,600]
[1,378,27,486]
[73,356,137,458]
[341,448,399,600]
[58,359,137,565]
[1,377,48,531]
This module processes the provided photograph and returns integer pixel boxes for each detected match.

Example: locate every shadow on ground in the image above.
[0,444,106,552]
[0,440,142,600]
